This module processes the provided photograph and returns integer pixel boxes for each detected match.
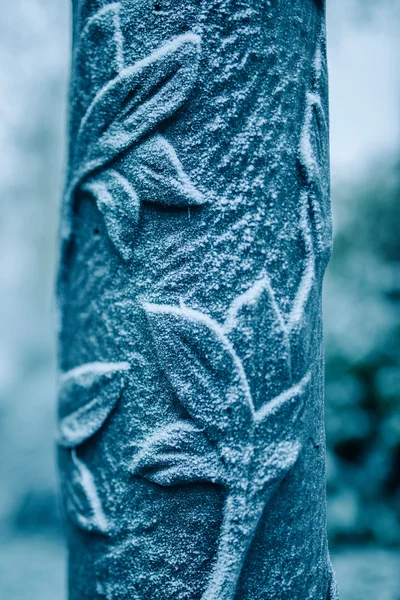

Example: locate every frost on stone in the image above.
[327,564,340,600]
[62,449,110,534]
[81,170,140,262]
[132,421,224,487]
[58,360,130,447]
[62,3,206,261]
[58,361,129,533]
[136,281,312,599]
[58,1,334,595]
[299,42,332,265]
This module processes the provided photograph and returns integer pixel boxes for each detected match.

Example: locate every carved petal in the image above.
[58,361,130,447]
[143,303,254,445]
[124,134,205,207]
[224,275,291,406]
[82,170,140,261]
[131,421,224,487]
[254,372,310,488]
[72,33,201,184]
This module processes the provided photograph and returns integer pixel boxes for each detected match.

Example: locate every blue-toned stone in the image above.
[57,1,336,598]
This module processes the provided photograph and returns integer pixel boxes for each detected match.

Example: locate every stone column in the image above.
[57,1,338,598]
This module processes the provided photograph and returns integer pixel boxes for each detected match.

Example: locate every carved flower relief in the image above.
[57,174,318,599]
[57,288,310,597]
[129,199,318,600]
[135,302,310,600]
[61,3,207,264]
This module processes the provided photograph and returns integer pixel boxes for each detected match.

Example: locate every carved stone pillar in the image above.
[57,1,338,598]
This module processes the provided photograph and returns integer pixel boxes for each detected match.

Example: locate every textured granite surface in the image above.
[57,1,337,598]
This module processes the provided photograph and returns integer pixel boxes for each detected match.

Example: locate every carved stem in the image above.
[202,491,265,600]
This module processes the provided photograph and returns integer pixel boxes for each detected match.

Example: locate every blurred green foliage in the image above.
[324,161,400,546]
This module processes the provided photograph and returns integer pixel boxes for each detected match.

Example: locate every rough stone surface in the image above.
[57,1,337,598]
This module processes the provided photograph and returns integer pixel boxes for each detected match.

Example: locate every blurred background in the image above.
[0,1,399,598]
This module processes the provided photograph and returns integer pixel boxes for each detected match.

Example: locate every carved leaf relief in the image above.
[73,32,202,175]
[58,361,130,534]
[82,170,140,261]
[58,360,130,447]
[253,373,310,488]
[143,302,254,449]
[62,449,110,533]
[62,4,206,262]
[139,290,312,599]
[127,134,205,207]
[299,42,332,263]
[73,3,124,119]
[131,421,224,487]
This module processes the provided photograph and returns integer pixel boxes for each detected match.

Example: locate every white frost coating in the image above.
[223,275,267,334]
[299,91,322,182]
[223,271,288,337]
[112,3,124,72]
[313,45,322,83]
[76,32,201,145]
[143,300,255,416]
[255,371,311,423]
[60,361,130,384]
[142,292,311,600]
[71,449,109,532]
[286,194,315,334]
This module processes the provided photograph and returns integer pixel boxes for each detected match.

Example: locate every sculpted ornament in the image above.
[61,4,206,263]
[58,2,338,598]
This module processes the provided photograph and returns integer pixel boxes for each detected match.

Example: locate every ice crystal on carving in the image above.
[58,361,129,532]
[135,223,316,599]
[62,3,206,261]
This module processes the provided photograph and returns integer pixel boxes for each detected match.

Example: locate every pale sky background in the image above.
[328,0,399,180]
